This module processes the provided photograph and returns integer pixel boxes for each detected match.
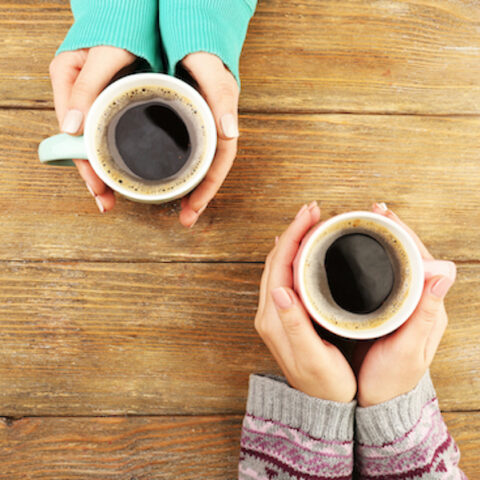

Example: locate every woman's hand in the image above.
[49,46,136,212]
[255,202,357,403]
[178,52,240,228]
[355,203,457,407]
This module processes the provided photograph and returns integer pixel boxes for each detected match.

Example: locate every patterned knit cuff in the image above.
[159,0,257,85]
[57,0,163,73]
[246,374,356,441]
[355,370,436,445]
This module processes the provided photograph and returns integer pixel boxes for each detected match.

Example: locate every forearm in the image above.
[58,0,162,72]
[159,0,257,85]
[240,374,355,479]
[355,371,466,479]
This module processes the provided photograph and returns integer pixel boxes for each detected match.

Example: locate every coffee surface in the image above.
[324,233,394,314]
[113,100,191,180]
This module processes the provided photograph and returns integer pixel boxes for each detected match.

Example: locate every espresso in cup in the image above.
[96,85,208,197]
[39,74,217,203]
[295,212,424,339]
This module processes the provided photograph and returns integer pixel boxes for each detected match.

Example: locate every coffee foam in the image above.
[303,218,412,331]
[94,86,208,195]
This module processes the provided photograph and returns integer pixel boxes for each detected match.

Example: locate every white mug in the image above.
[38,73,217,204]
[294,211,425,339]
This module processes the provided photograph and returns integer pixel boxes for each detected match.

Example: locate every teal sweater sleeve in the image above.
[159,0,257,85]
[57,0,163,73]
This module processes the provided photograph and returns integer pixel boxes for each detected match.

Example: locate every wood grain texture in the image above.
[2,0,480,113]
[0,261,478,415]
[0,415,243,480]
[0,413,478,479]
[2,109,480,262]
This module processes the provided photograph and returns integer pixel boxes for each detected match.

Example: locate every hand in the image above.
[49,46,136,212]
[178,53,240,227]
[355,203,457,407]
[255,202,357,402]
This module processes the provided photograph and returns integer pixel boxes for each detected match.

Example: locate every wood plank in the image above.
[1,109,479,262]
[2,0,480,113]
[0,262,478,415]
[0,415,243,479]
[0,413,477,479]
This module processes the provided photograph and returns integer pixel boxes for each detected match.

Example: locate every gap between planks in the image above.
[3,105,480,117]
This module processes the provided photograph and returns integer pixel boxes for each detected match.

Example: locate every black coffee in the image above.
[324,233,394,314]
[114,100,191,180]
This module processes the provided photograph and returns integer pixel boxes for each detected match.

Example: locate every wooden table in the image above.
[1,0,479,477]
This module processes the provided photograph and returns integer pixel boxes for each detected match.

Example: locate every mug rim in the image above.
[296,211,424,339]
[83,73,217,203]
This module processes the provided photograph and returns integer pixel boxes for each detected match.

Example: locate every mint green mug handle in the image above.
[38,134,87,167]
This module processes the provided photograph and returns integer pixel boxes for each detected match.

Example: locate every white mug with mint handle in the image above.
[38,73,217,204]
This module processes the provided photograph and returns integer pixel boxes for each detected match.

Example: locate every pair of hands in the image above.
[49,46,239,226]
[255,202,456,406]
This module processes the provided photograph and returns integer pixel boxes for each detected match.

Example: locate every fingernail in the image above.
[189,215,199,228]
[275,235,279,245]
[376,202,388,211]
[272,287,293,309]
[62,109,83,134]
[85,183,95,198]
[431,276,454,298]
[424,260,456,281]
[308,200,318,210]
[295,204,308,219]
[220,113,239,138]
[95,196,105,213]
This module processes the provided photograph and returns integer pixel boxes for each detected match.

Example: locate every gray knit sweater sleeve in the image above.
[355,371,467,479]
[239,374,356,479]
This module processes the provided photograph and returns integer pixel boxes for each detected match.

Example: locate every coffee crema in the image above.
[303,218,411,331]
[94,86,208,196]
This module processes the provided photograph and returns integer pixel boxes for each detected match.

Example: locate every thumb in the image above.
[62,47,134,135]
[271,287,324,356]
[399,273,455,352]
[201,74,239,140]
[183,53,239,140]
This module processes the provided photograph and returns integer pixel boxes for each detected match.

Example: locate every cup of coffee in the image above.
[38,73,217,203]
[294,211,424,339]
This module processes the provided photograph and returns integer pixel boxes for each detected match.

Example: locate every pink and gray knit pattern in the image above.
[239,373,466,479]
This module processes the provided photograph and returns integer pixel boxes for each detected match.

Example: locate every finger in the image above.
[73,159,116,212]
[395,275,455,356]
[269,202,320,288]
[95,190,116,212]
[271,287,327,366]
[424,303,448,365]
[180,137,238,227]
[423,259,456,281]
[372,203,433,260]
[179,53,239,224]
[73,160,110,196]
[49,50,88,127]
[63,46,134,135]
[182,52,239,140]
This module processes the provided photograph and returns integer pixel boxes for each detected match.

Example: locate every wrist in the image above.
[247,374,356,441]
[358,369,426,407]
[356,371,436,445]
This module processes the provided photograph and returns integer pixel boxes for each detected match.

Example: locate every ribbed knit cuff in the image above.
[355,370,436,445]
[57,0,163,73]
[159,0,257,85]
[246,374,356,441]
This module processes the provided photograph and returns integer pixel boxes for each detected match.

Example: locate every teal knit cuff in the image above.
[57,0,163,73]
[159,0,257,85]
